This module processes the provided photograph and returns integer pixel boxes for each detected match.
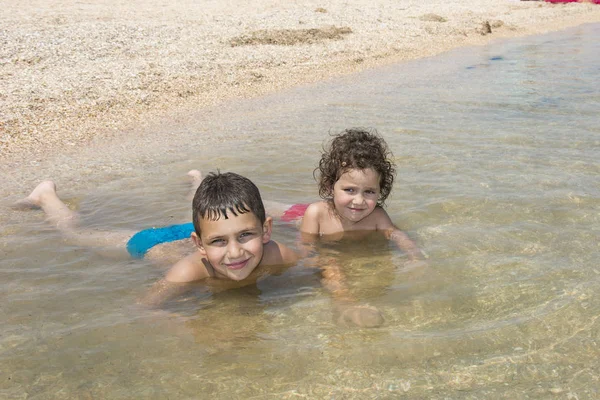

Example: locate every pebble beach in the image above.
[2,0,600,163]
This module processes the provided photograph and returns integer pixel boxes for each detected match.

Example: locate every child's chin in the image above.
[345,212,365,221]
[227,268,254,281]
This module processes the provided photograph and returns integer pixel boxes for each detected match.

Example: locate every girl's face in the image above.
[332,168,381,224]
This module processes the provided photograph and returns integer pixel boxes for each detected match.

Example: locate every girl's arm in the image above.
[310,251,385,327]
[385,227,425,261]
[298,232,385,328]
[374,208,426,261]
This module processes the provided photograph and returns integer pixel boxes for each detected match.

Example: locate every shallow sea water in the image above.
[1,23,599,398]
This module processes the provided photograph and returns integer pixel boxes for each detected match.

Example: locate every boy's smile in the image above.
[332,168,381,224]
[194,212,272,281]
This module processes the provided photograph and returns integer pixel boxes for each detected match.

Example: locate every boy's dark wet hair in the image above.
[192,171,266,236]
[316,128,396,206]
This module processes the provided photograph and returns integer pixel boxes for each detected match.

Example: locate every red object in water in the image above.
[280,203,310,222]
[544,0,600,3]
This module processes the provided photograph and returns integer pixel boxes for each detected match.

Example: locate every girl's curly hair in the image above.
[315,128,396,206]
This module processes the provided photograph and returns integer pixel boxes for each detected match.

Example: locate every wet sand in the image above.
[1,0,600,164]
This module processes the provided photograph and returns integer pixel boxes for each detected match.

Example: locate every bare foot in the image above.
[186,170,203,200]
[12,180,56,210]
[187,170,203,186]
[187,169,202,200]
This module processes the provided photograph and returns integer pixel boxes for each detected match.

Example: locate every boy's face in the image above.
[332,168,381,223]
[193,211,272,281]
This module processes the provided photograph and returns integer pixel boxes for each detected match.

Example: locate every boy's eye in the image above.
[238,233,253,243]
[239,232,255,240]
[210,239,225,245]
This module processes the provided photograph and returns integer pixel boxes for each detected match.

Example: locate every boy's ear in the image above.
[262,217,273,243]
[191,232,207,255]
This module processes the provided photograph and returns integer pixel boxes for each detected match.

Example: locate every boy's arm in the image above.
[138,251,210,307]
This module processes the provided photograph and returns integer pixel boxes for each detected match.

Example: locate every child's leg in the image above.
[187,170,203,200]
[263,200,296,219]
[13,181,135,257]
[13,181,79,229]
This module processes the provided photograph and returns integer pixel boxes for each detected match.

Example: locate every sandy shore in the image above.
[2,0,600,163]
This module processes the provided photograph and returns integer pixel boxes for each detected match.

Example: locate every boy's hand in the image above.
[137,279,191,308]
[337,304,385,328]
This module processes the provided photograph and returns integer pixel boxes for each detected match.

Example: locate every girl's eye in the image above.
[344,188,354,193]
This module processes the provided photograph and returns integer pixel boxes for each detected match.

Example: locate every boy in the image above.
[141,171,299,305]
[14,172,298,306]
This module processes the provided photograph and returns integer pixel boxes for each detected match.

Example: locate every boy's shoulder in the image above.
[261,239,298,267]
[164,250,213,283]
[146,238,196,265]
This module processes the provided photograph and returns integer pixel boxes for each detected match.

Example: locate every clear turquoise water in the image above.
[1,23,599,398]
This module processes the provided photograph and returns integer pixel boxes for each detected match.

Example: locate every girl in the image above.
[299,128,425,262]
[287,128,427,327]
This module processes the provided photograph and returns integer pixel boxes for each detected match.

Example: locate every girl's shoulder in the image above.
[371,205,390,216]
[305,200,329,215]
[369,206,394,229]
[299,201,329,235]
